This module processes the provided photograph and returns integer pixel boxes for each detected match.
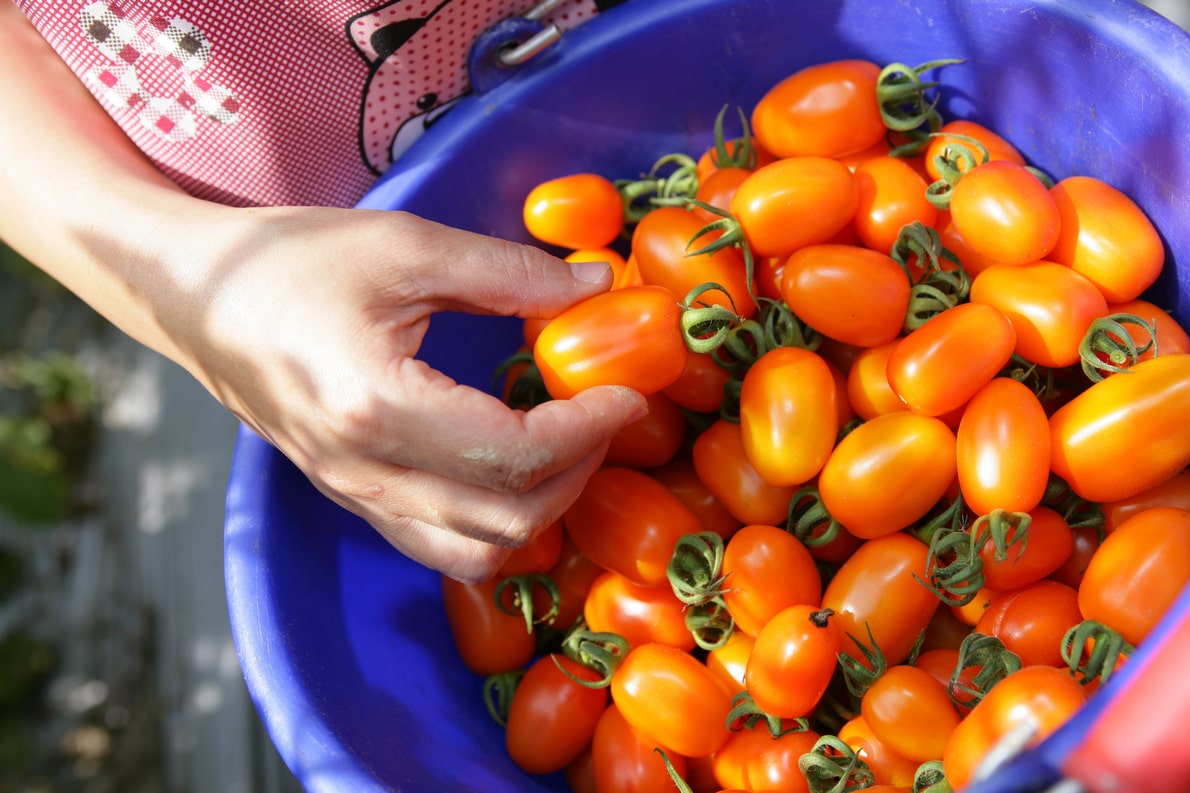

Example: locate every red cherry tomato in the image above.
[523,172,624,249]
[604,390,688,469]
[839,714,920,788]
[499,517,565,577]
[663,348,733,414]
[592,702,687,793]
[583,570,696,652]
[441,575,536,676]
[651,454,743,542]
[745,604,841,719]
[712,724,822,793]
[505,653,608,775]
[974,580,1083,667]
[977,506,1074,592]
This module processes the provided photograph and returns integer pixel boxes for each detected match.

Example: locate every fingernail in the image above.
[568,260,612,285]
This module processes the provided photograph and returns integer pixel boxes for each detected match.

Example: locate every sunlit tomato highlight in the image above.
[523,172,624,249]
[948,160,1061,267]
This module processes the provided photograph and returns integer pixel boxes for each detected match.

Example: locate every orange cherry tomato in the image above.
[663,348,733,414]
[533,284,687,399]
[818,412,957,540]
[974,580,1083,667]
[750,58,886,159]
[861,664,962,763]
[523,172,624,249]
[977,506,1074,592]
[605,390,688,470]
[441,574,536,676]
[712,725,822,793]
[505,653,608,775]
[780,244,912,348]
[692,165,753,224]
[955,377,1051,516]
[745,604,840,719]
[738,347,839,487]
[948,160,1060,267]
[1078,506,1190,646]
[886,302,1017,418]
[913,647,979,715]
[935,208,1002,278]
[821,532,940,666]
[592,702,687,793]
[942,665,1088,791]
[852,155,939,255]
[846,340,910,420]
[1101,468,1190,534]
[923,119,1026,182]
[563,466,703,586]
[632,205,757,317]
[705,629,754,697]
[1050,354,1190,503]
[839,714,920,788]
[729,156,859,257]
[721,524,824,638]
[1106,297,1190,362]
[611,642,733,758]
[969,262,1109,369]
[583,570,696,652]
[1049,175,1165,303]
[651,454,743,542]
[692,418,798,527]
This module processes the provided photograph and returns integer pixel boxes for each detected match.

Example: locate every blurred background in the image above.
[1,1,1187,792]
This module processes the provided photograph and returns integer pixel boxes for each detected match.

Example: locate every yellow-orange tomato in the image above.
[721,524,823,637]
[738,347,839,487]
[523,172,624,249]
[861,664,962,763]
[847,341,910,419]
[839,714,920,788]
[948,160,1061,267]
[705,629,754,697]
[852,155,939,255]
[1049,175,1165,303]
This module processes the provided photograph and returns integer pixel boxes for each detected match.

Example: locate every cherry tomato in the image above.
[852,155,939,255]
[441,574,536,676]
[705,629,754,697]
[913,647,979,714]
[818,412,957,540]
[523,172,624,249]
[729,156,859,257]
[739,347,839,487]
[821,532,940,666]
[1102,468,1190,534]
[969,262,1109,369]
[780,244,912,348]
[923,119,1026,182]
[838,714,920,788]
[692,166,753,224]
[632,205,757,317]
[751,59,886,159]
[1105,297,1190,362]
[505,653,608,775]
[861,664,961,763]
[978,506,1074,591]
[712,725,822,793]
[611,642,733,757]
[1078,506,1190,646]
[583,569,695,652]
[942,665,1088,791]
[538,533,605,631]
[1050,354,1190,503]
[935,208,1002,278]
[745,604,840,719]
[846,340,910,420]
[886,302,1017,417]
[955,377,1051,516]
[651,455,743,541]
[533,284,687,399]
[663,349,733,414]
[1048,524,1102,591]
[1049,175,1165,302]
[948,160,1060,267]
[499,517,564,576]
[721,523,824,638]
[564,745,597,793]
[563,466,703,586]
[692,418,798,527]
[974,579,1083,667]
[605,390,688,469]
[592,702,687,793]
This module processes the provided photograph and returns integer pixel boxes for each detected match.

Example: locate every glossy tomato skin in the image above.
[563,466,703,586]
[1078,506,1190,646]
[692,418,798,527]
[592,702,686,793]
[663,349,733,414]
[751,59,886,159]
[975,580,1083,667]
[978,505,1074,592]
[604,390,687,469]
[441,575,536,676]
[1107,297,1190,362]
[955,377,1051,516]
[861,664,961,763]
[852,155,939,255]
[818,412,957,540]
[583,570,696,652]
[739,347,839,487]
[1050,354,1190,503]
[780,244,912,348]
[1049,175,1165,303]
[729,156,859,257]
[534,284,687,399]
[705,629,754,697]
[924,119,1026,182]
[821,533,940,666]
[632,205,757,317]
[847,341,910,420]
[611,642,733,758]
[839,714,920,788]
[886,302,1017,418]
[948,160,1061,267]
[969,262,1109,369]
[745,604,840,718]
[1102,469,1190,534]
[712,725,822,793]
[942,665,1088,791]
[651,454,743,541]
[505,653,608,775]
[540,533,606,631]
[722,523,823,637]
[523,172,624,250]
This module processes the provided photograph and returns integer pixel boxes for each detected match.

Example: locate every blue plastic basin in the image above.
[225,1,1190,791]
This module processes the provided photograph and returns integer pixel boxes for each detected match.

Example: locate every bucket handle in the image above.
[467,0,567,95]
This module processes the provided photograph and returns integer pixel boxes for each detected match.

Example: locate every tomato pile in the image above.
[442,55,1190,793]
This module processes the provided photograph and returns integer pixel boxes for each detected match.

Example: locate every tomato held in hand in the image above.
[948,160,1061,267]
[523,172,624,249]
[738,346,839,487]
[745,604,840,719]
[534,284,687,399]
[1050,353,1190,503]
[505,653,608,775]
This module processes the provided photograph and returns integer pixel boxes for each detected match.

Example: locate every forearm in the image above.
[0,4,233,371]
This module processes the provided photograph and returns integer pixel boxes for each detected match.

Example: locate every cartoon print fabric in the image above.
[15,0,623,208]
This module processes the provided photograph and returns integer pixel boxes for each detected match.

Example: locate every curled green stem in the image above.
[667,531,730,606]
[708,104,761,171]
[950,632,1022,710]
[557,622,629,689]
[726,689,810,737]
[914,760,953,793]
[685,595,736,651]
[799,734,876,793]
[482,669,525,726]
[838,622,888,699]
[787,483,843,548]
[876,57,966,133]
[616,152,700,223]
[495,573,561,633]
[1062,619,1134,687]
[924,133,990,210]
[1079,312,1159,382]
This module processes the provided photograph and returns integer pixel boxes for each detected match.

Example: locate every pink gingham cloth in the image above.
[15,0,619,208]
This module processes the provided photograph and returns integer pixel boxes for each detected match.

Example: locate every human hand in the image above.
[172,206,646,583]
